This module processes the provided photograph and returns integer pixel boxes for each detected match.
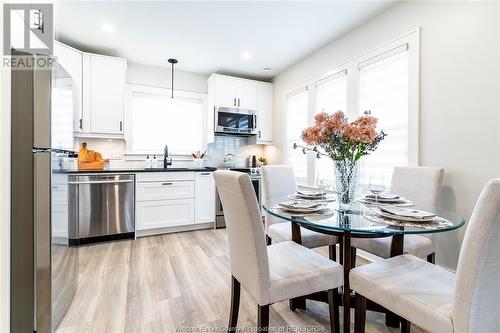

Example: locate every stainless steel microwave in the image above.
[215,107,257,136]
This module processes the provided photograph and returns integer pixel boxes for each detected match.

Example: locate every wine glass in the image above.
[369,174,385,202]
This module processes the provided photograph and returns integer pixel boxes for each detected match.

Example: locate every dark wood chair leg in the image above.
[228,276,240,332]
[401,319,411,333]
[258,304,269,333]
[329,244,337,262]
[427,253,435,264]
[351,247,357,267]
[289,297,306,311]
[266,235,272,246]
[339,237,344,265]
[328,288,340,333]
[354,293,366,333]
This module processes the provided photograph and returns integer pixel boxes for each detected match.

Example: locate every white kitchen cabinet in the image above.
[237,79,258,110]
[195,172,215,224]
[136,199,195,230]
[137,181,195,201]
[53,41,84,133]
[83,53,126,137]
[210,74,258,110]
[256,82,273,144]
[214,74,238,108]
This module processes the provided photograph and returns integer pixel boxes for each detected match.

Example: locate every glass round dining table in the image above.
[263,196,465,333]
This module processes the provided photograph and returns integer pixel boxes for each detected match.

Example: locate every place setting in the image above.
[356,173,415,207]
[363,205,453,229]
[288,189,337,202]
[272,200,335,217]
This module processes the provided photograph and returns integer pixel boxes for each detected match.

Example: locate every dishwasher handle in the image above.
[68,179,134,185]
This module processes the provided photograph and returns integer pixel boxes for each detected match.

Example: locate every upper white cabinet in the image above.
[83,54,127,137]
[53,41,84,133]
[237,79,258,110]
[207,73,273,144]
[54,42,127,138]
[214,74,238,108]
[210,74,258,110]
[256,82,273,144]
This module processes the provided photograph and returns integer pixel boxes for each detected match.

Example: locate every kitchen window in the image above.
[126,85,207,155]
[315,70,348,186]
[285,87,309,184]
[284,30,419,187]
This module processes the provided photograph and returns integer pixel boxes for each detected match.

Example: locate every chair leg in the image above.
[427,253,435,264]
[401,319,411,333]
[289,297,306,311]
[354,293,366,333]
[258,304,269,333]
[266,235,272,246]
[329,244,337,262]
[351,247,357,267]
[328,288,340,333]
[228,276,240,332]
[339,238,344,265]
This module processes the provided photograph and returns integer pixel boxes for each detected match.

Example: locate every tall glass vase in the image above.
[334,160,360,208]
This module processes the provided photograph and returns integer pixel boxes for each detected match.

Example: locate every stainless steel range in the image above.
[215,168,262,228]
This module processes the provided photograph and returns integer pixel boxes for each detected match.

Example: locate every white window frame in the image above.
[283,29,420,186]
[125,84,208,156]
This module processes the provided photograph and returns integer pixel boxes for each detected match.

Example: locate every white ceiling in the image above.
[55,1,396,79]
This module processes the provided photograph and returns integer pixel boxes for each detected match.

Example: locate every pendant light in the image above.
[168,58,178,98]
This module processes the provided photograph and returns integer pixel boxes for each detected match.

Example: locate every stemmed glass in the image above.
[369,174,385,202]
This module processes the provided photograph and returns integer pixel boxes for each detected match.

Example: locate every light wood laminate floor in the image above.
[57,228,426,333]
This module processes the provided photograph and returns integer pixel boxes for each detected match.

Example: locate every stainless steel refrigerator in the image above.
[11,52,78,332]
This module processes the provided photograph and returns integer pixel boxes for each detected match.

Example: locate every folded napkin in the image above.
[365,193,400,200]
[379,206,436,219]
[279,201,321,209]
[380,206,436,220]
[297,190,325,197]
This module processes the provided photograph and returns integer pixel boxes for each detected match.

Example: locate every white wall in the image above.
[0,2,11,330]
[127,62,208,93]
[80,63,209,157]
[272,1,500,269]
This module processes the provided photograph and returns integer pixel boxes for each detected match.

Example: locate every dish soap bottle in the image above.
[145,155,152,169]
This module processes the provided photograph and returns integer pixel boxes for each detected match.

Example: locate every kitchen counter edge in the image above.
[54,167,218,174]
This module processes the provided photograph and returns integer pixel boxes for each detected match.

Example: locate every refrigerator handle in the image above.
[33,152,52,332]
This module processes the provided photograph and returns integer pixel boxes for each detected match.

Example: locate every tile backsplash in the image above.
[74,136,266,169]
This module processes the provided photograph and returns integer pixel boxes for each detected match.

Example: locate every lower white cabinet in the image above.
[136,199,195,230]
[195,172,215,223]
[135,171,215,233]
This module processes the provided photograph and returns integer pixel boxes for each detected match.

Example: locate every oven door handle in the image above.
[68,180,134,185]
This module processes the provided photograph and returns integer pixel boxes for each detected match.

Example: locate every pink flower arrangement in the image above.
[295,111,386,161]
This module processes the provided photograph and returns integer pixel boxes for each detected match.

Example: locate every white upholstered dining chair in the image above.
[213,170,343,333]
[351,166,444,263]
[350,178,500,333]
[261,165,339,254]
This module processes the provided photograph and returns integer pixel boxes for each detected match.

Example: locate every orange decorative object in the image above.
[78,143,109,170]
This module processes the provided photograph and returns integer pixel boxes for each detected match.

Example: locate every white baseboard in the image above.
[136,222,214,237]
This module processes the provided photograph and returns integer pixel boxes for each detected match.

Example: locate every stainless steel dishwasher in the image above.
[68,174,135,245]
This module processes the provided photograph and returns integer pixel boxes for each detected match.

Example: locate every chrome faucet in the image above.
[164,145,172,168]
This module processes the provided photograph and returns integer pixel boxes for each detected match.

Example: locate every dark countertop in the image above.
[54,167,217,174]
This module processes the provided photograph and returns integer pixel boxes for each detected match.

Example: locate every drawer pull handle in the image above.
[162,182,173,186]
[200,173,211,176]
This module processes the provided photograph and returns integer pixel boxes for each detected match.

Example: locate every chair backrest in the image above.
[390,166,444,209]
[452,179,500,332]
[213,170,271,305]
[261,165,297,229]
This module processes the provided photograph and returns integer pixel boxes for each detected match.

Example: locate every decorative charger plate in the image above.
[272,204,335,218]
[363,209,453,230]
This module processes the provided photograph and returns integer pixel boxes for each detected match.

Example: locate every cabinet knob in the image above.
[259,130,261,138]
[233,98,236,106]
[79,118,83,130]
[237,98,240,107]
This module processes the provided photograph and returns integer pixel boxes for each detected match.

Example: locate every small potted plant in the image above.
[258,156,268,166]
[191,151,206,168]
